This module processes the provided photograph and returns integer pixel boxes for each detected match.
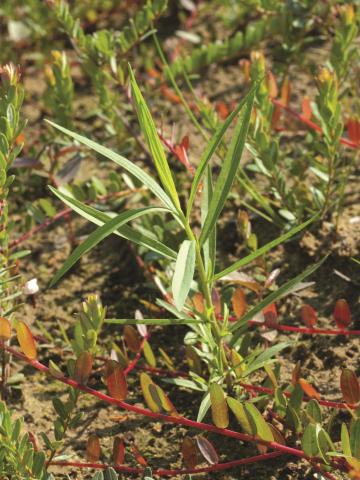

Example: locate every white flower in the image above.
[23,278,39,295]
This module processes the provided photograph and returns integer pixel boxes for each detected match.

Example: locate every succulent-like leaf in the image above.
[340,369,360,405]
[181,437,198,468]
[16,321,37,360]
[112,437,125,466]
[104,360,127,401]
[86,434,101,462]
[333,299,351,329]
[231,288,247,319]
[300,304,317,328]
[210,383,229,429]
[196,436,219,465]
[299,378,320,400]
[124,325,141,353]
[0,316,11,341]
[74,351,93,384]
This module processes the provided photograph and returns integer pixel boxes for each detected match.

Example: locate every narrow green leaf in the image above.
[128,65,181,212]
[230,256,327,345]
[49,187,177,260]
[45,120,176,212]
[172,240,196,310]
[50,206,167,287]
[341,423,351,457]
[199,87,255,246]
[201,166,216,278]
[186,83,257,220]
[213,215,318,281]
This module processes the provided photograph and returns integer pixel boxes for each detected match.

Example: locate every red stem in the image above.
[248,320,360,336]
[271,99,359,149]
[50,451,283,476]
[124,334,150,376]
[1,344,312,461]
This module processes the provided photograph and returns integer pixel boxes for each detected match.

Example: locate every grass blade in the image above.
[230,256,327,345]
[199,87,255,246]
[128,65,181,213]
[45,120,176,212]
[186,83,257,220]
[213,215,318,281]
[49,206,169,287]
[49,187,177,260]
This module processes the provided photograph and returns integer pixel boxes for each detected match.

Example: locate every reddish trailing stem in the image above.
[124,334,150,376]
[50,451,283,476]
[248,320,360,336]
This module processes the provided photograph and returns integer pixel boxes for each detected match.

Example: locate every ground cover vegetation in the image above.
[0,0,359,479]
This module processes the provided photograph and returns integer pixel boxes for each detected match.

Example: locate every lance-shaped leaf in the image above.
[230,256,327,344]
[132,444,148,466]
[181,437,198,469]
[210,383,229,429]
[124,325,141,353]
[199,87,255,246]
[86,434,101,462]
[128,65,181,212]
[49,187,177,261]
[340,369,360,405]
[74,351,93,384]
[213,215,318,281]
[45,121,176,212]
[140,372,161,413]
[350,419,360,458]
[112,437,125,466]
[186,82,258,220]
[16,321,37,359]
[196,436,219,465]
[172,240,196,311]
[0,316,11,341]
[50,206,168,287]
[341,423,352,457]
[104,360,128,401]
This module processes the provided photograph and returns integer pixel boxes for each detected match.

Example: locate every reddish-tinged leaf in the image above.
[291,361,301,387]
[272,105,282,128]
[340,369,360,405]
[0,317,11,342]
[192,292,205,314]
[216,101,230,120]
[281,76,291,106]
[181,437,199,468]
[104,360,127,400]
[210,383,229,428]
[132,444,147,466]
[113,437,125,466]
[211,289,221,316]
[299,378,320,400]
[301,96,312,120]
[74,351,93,384]
[239,59,250,82]
[263,303,277,327]
[230,349,244,377]
[347,118,360,144]
[86,435,101,462]
[232,288,247,319]
[160,85,181,104]
[196,436,219,465]
[140,372,160,413]
[300,304,317,328]
[333,299,351,329]
[16,321,37,359]
[269,424,285,445]
[266,71,278,98]
[124,325,141,353]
